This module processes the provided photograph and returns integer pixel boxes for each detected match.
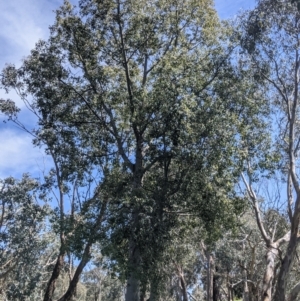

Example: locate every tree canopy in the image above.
[2,0,300,301]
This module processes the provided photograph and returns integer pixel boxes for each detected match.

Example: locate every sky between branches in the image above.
[0,0,256,179]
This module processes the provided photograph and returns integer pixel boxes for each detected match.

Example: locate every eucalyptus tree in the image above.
[0,0,268,300]
[1,70,109,301]
[1,94,110,301]
[0,175,49,300]
[239,0,300,300]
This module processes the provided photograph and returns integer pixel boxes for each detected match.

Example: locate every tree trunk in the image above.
[57,243,92,301]
[44,152,66,301]
[43,253,65,301]
[261,244,278,301]
[125,271,140,301]
[226,272,231,301]
[244,280,250,301]
[274,232,298,301]
[125,212,141,301]
[179,270,189,301]
[213,273,220,301]
[207,253,215,301]
[242,264,249,301]
[125,145,143,301]
[274,238,296,301]
[57,200,106,301]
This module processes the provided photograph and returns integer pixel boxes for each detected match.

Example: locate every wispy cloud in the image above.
[0,0,62,108]
[0,0,61,63]
[0,1,67,180]
[0,127,51,179]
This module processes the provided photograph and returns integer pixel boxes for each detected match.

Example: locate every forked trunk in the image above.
[57,200,107,301]
[57,243,92,301]
[175,263,188,301]
[43,253,65,301]
[180,275,189,301]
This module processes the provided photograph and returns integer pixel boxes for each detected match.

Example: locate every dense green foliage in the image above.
[2,0,300,300]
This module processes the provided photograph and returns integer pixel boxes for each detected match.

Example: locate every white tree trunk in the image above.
[261,244,278,301]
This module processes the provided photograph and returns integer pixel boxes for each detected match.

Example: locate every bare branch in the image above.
[241,173,271,244]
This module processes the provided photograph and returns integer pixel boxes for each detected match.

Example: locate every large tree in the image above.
[0,0,266,300]
[239,0,300,300]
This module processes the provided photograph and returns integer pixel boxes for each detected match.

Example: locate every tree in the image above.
[0,175,48,300]
[0,0,268,300]
[239,0,300,300]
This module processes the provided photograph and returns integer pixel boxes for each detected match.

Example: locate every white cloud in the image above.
[0,0,61,179]
[0,0,62,108]
[0,3,43,52]
[0,128,51,179]
[0,0,61,61]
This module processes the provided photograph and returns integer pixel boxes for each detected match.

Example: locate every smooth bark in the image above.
[274,230,299,301]
[57,243,92,301]
[261,244,278,301]
[43,253,65,301]
[207,253,215,301]
[242,264,249,301]
[148,280,158,301]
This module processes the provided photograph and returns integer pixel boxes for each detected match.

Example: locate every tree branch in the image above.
[241,173,271,244]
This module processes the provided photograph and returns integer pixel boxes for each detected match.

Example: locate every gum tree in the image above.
[0,175,48,300]
[1,0,267,300]
[240,0,300,300]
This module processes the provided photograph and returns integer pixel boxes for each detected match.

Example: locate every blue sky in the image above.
[0,0,256,179]
[215,0,255,18]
